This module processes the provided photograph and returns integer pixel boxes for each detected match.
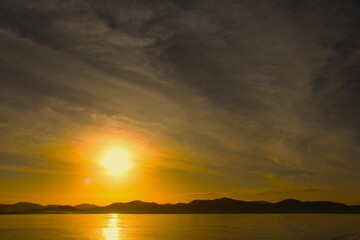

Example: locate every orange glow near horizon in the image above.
[2,125,358,206]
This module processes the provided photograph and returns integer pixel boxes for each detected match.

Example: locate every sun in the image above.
[100,148,132,176]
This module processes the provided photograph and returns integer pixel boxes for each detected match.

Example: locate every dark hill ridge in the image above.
[0,198,359,214]
[75,204,99,210]
[92,200,164,213]
[0,202,43,211]
[0,203,80,214]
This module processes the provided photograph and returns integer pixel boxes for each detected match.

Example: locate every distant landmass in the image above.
[0,198,359,214]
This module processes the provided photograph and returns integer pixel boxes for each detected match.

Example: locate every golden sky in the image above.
[0,0,359,205]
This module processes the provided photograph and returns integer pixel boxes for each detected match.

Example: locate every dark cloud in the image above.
[182,192,220,198]
[259,189,321,196]
[0,0,359,202]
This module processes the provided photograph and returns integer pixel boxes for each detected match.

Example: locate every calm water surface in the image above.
[0,214,359,240]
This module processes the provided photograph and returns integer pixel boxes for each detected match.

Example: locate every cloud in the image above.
[259,189,321,196]
[182,192,220,198]
[0,0,359,202]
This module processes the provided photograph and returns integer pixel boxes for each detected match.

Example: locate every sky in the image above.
[0,0,359,205]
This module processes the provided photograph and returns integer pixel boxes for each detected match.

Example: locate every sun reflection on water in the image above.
[103,214,121,240]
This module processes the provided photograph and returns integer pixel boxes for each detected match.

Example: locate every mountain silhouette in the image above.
[0,198,359,214]
[75,204,99,210]
[0,202,43,212]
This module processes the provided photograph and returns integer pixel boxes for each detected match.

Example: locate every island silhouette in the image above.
[1,198,359,214]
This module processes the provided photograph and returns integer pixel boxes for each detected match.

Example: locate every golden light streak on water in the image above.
[102,214,121,240]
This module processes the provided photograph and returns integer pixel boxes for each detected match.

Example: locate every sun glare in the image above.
[100,148,132,176]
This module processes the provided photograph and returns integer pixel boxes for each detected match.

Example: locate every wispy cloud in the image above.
[0,0,359,203]
[259,189,321,196]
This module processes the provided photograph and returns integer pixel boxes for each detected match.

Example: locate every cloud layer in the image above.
[0,0,359,203]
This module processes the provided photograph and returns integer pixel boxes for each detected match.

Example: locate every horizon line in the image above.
[2,197,359,207]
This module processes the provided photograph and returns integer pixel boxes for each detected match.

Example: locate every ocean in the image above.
[0,214,359,240]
